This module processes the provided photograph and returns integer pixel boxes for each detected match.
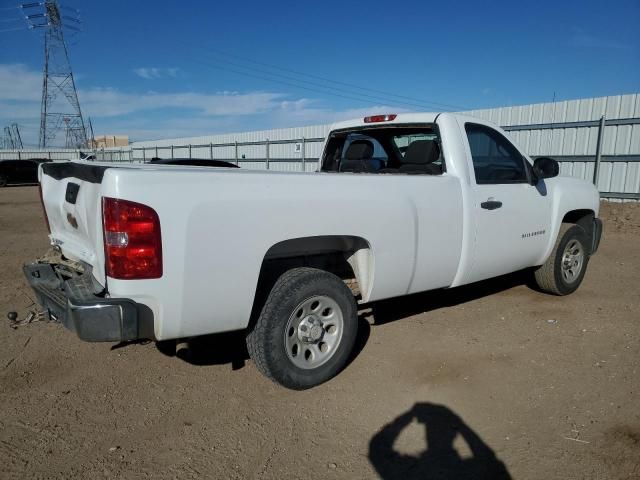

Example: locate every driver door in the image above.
[463,122,552,284]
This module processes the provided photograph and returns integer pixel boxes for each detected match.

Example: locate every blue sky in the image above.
[0,0,639,146]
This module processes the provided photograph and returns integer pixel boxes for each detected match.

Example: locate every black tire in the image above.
[246,267,358,390]
[534,224,590,295]
[0,175,8,188]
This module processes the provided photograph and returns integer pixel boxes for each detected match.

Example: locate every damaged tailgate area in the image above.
[23,247,154,342]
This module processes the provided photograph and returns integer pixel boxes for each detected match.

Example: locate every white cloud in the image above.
[77,88,284,117]
[0,63,411,145]
[0,64,42,102]
[133,67,180,79]
[569,29,631,50]
[99,104,408,142]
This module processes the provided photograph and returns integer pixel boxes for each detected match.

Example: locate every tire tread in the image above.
[534,223,588,296]
[246,267,356,389]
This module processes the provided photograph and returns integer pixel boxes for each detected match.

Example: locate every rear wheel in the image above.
[534,224,590,295]
[246,267,358,390]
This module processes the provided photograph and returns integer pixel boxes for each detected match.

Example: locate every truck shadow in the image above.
[156,269,533,370]
[365,269,535,326]
[156,331,250,370]
[369,402,511,480]
[155,316,370,371]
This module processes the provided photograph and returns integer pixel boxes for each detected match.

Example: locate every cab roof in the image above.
[328,112,442,132]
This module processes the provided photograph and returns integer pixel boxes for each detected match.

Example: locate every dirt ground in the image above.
[0,186,639,480]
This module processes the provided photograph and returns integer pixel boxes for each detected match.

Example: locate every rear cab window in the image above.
[321,125,445,175]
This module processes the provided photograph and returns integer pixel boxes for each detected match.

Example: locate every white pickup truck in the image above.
[24,112,602,389]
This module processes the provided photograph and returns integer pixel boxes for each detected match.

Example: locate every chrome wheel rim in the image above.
[561,239,584,283]
[284,295,344,370]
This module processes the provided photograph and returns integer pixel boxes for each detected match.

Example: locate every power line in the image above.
[190,57,430,111]
[183,44,459,111]
[198,46,468,111]
[0,26,24,33]
[0,6,24,31]
[170,37,465,111]
[196,60,446,110]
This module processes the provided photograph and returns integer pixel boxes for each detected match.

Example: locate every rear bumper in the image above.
[592,218,603,254]
[23,261,154,342]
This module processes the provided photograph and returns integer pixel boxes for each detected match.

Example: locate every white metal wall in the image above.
[126,94,640,196]
[0,149,81,161]
[130,94,639,157]
[463,94,640,197]
[131,124,330,164]
[464,94,640,156]
[2,94,638,198]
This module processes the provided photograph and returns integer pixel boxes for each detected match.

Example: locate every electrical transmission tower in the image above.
[21,1,87,148]
[2,127,14,149]
[3,123,24,149]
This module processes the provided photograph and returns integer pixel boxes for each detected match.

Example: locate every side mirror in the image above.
[533,157,559,180]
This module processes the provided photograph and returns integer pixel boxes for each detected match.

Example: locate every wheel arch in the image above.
[249,235,373,325]
[561,209,595,235]
[539,206,597,266]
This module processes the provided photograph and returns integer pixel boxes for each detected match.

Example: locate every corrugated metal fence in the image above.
[465,94,640,200]
[0,148,83,161]
[2,94,639,199]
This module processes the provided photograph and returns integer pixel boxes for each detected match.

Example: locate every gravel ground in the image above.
[0,186,639,479]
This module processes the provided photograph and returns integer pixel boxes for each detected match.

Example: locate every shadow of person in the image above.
[369,403,511,480]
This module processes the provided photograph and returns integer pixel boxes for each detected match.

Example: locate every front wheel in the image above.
[246,267,358,390]
[534,224,590,295]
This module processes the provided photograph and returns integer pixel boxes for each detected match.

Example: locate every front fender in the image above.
[537,177,600,265]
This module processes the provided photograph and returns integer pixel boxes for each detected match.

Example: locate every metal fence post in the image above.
[142,148,146,162]
[593,115,606,187]
[48,151,51,160]
[209,142,213,160]
[234,141,238,165]
[171,145,174,160]
[18,151,21,160]
[188,144,192,159]
[155,146,158,158]
[265,139,270,170]
[301,137,306,172]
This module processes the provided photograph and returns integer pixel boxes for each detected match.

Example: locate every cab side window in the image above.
[465,123,528,184]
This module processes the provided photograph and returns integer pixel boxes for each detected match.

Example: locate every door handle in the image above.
[481,200,502,210]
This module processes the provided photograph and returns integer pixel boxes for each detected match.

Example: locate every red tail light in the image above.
[38,183,51,233]
[102,197,162,279]
[364,114,397,123]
